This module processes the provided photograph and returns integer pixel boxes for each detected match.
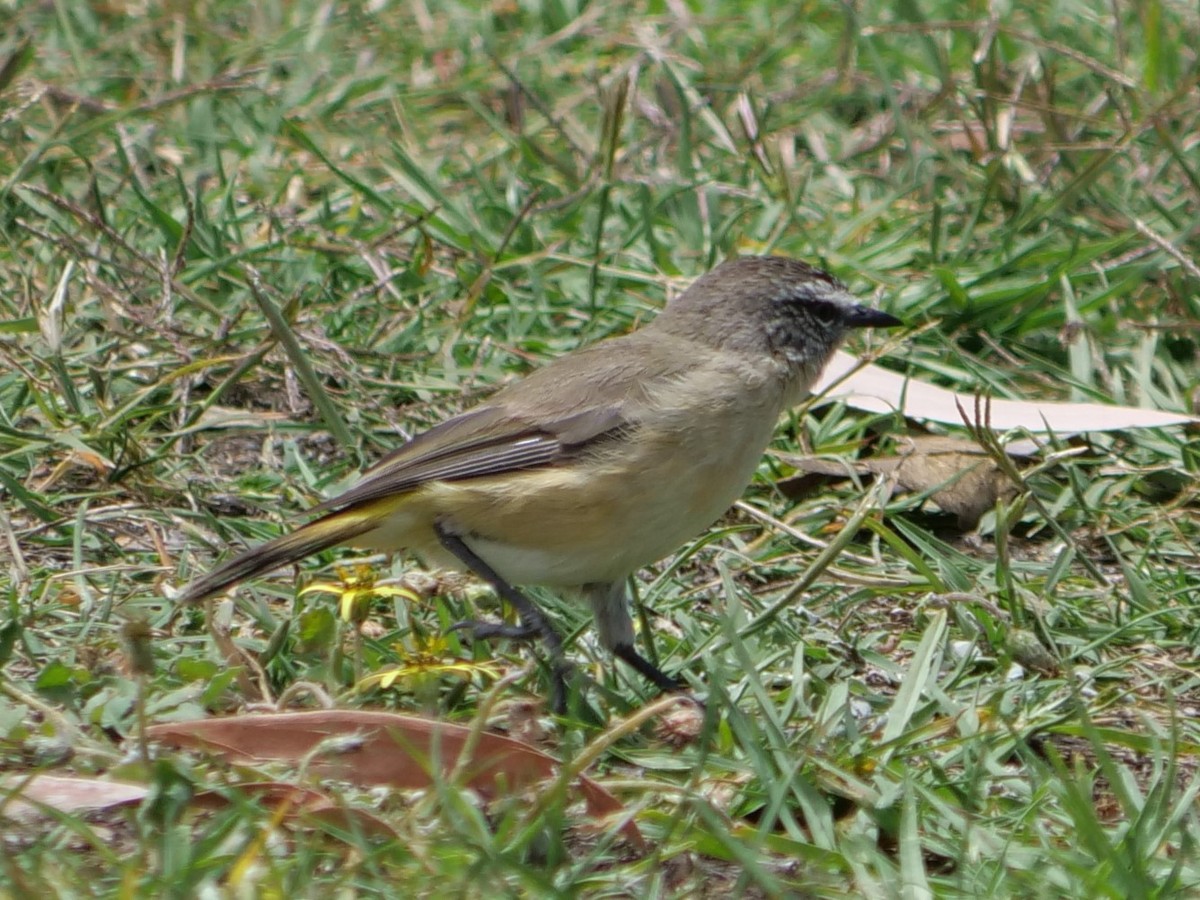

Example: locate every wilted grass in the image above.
[2,0,1199,896]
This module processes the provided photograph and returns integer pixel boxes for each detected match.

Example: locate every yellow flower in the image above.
[299,564,421,624]
[359,634,499,691]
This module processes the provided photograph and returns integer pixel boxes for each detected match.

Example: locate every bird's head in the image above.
[655,256,901,374]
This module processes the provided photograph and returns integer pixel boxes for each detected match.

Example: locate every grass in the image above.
[2,0,1200,895]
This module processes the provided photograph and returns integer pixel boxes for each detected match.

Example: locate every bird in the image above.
[176,256,901,708]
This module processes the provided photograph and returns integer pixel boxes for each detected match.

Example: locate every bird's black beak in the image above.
[843,304,903,328]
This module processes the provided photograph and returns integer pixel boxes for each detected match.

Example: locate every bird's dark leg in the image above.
[451,621,541,641]
[586,581,686,694]
[611,644,686,694]
[435,523,569,711]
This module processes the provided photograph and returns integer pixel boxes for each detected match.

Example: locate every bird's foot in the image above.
[450,618,570,713]
[612,643,688,694]
[449,619,541,642]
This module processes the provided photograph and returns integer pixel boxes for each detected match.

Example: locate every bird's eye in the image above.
[805,300,842,326]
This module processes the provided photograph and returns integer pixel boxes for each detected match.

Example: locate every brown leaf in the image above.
[146,709,644,850]
[191,781,399,838]
[780,435,1022,530]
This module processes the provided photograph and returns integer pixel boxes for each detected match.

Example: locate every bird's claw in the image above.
[449,619,542,642]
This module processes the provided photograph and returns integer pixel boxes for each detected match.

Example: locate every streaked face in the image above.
[764,276,899,369]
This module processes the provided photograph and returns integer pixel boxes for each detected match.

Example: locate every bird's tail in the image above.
[176,508,380,604]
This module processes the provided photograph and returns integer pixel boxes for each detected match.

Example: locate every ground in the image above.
[1,1,1199,896]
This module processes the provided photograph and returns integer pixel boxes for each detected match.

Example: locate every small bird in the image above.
[177,256,901,708]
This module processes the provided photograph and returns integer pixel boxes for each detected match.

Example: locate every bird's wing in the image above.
[308,332,698,515]
[309,381,643,520]
[308,398,629,515]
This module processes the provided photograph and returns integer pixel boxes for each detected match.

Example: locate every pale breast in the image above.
[420,357,794,587]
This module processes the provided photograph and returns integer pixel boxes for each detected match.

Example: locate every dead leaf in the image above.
[191,781,399,839]
[817,351,1197,433]
[0,774,147,822]
[146,709,644,849]
[181,405,293,433]
[779,435,1024,530]
[0,774,396,839]
[32,449,113,492]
